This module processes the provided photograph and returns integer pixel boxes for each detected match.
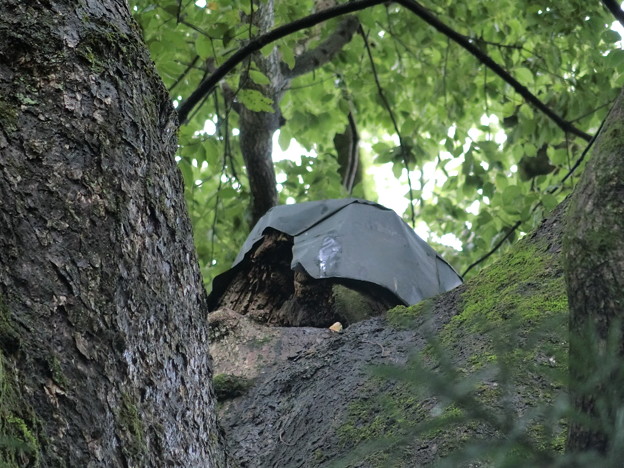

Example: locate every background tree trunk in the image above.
[235,2,360,224]
[564,89,624,455]
[0,1,227,466]
[238,0,283,225]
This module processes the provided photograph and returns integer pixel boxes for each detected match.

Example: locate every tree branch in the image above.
[462,220,521,277]
[178,0,592,145]
[283,16,360,79]
[177,0,388,124]
[168,55,199,93]
[394,0,592,142]
[602,0,624,29]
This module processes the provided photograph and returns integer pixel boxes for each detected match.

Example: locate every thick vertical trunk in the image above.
[0,0,226,466]
[239,0,283,225]
[564,89,624,455]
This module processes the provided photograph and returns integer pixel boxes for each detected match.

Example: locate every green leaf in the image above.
[602,30,621,43]
[249,70,271,86]
[541,193,558,212]
[195,36,212,59]
[260,44,274,57]
[514,67,533,84]
[219,187,238,199]
[502,185,523,209]
[606,49,624,68]
[178,158,194,188]
[280,44,295,70]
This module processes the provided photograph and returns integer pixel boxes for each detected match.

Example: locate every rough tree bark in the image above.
[235,1,360,224]
[564,89,624,455]
[0,1,227,466]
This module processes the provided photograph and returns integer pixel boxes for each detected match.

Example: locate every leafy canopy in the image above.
[130,0,622,286]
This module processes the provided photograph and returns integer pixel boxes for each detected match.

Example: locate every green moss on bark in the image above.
[46,356,67,388]
[0,298,19,355]
[0,98,19,135]
[213,374,253,401]
[451,240,567,332]
[335,236,569,466]
[0,352,41,467]
[386,300,430,329]
[117,392,146,460]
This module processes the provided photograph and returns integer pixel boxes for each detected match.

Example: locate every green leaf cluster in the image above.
[130,0,622,285]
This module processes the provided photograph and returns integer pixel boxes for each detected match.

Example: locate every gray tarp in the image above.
[209,198,462,307]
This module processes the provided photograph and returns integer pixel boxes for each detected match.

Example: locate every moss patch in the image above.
[0,98,19,135]
[0,353,41,467]
[335,380,421,464]
[331,284,375,324]
[213,374,253,401]
[47,356,66,388]
[441,238,569,383]
[335,236,569,466]
[118,392,146,460]
[452,240,567,332]
[386,300,431,329]
[0,297,20,355]
[334,378,479,467]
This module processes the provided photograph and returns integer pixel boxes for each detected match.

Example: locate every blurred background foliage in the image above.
[129,0,622,288]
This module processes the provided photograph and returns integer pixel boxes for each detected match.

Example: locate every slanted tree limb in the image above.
[283,16,360,79]
[395,0,591,142]
[602,0,624,29]
[178,0,591,144]
[176,0,388,124]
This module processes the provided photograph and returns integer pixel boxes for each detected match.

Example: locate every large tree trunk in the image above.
[0,1,227,466]
[564,89,624,455]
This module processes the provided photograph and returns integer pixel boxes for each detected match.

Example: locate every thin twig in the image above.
[558,106,611,186]
[570,100,613,123]
[462,101,614,277]
[359,25,416,227]
[384,5,403,68]
[279,430,297,446]
[168,55,199,93]
[209,97,230,262]
[443,37,450,109]
[158,5,214,38]
[462,220,522,277]
[362,339,387,357]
